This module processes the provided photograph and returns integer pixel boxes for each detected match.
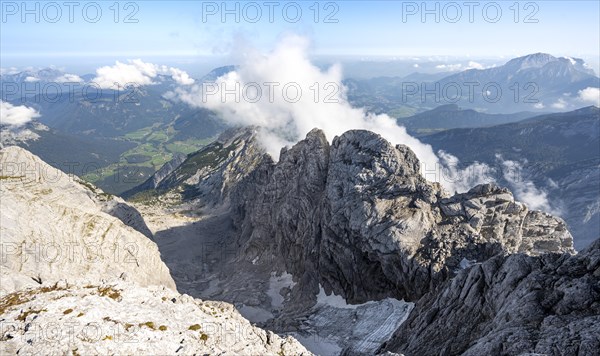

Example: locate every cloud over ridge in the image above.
[92,59,195,89]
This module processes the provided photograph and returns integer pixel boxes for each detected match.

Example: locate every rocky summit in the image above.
[231,128,574,305]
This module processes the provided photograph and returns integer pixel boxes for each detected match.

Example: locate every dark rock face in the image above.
[230,128,574,303]
[382,238,600,356]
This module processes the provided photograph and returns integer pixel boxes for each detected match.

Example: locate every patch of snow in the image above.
[267,272,296,309]
[237,304,274,323]
[290,333,342,356]
[304,285,414,355]
[316,285,361,309]
[459,258,476,269]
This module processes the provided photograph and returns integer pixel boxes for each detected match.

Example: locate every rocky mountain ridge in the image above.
[228,128,574,304]
[128,126,582,354]
[422,106,600,249]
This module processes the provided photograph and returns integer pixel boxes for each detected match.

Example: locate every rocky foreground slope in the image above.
[0,279,308,355]
[0,146,311,355]
[129,126,584,355]
[0,146,174,290]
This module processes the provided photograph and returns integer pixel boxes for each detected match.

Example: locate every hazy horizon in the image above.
[2,1,599,77]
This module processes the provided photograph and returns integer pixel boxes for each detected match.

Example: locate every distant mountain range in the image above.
[347,53,599,116]
[1,72,223,138]
[397,104,539,135]
[436,53,598,110]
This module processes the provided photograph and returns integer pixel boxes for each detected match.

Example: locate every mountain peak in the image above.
[506,52,557,70]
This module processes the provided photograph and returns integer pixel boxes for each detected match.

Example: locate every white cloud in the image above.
[466,61,484,70]
[55,73,84,83]
[92,59,157,89]
[0,101,41,127]
[534,102,545,109]
[413,63,419,68]
[174,35,490,193]
[164,66,195,85]
[24,76,39,82]
[438,151,495,193]
[435,64,462,71]
[496,154,560,215]
[551,98,567,109]
[92,59,194,89]
[577,87,600,106]
[0,67,20,75]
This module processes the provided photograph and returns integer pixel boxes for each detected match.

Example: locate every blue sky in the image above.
[1,1,599,74]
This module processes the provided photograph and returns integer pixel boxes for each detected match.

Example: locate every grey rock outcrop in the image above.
[381,238,600,356]
[125,127,265,209]
[231,128,574,305]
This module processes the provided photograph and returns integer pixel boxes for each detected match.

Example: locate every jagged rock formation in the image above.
[230,128,574,303]
[0,278,310,355]
[381,238,600,356]
[421,106,600,250]
[129,127,577,354]
[0,146,174,289]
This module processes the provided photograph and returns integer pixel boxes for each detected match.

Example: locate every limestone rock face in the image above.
[382,238,600,356]
[0,145,312,355]
[0,278,311,356]
[231,129,575,303]
[0,146,175,291]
